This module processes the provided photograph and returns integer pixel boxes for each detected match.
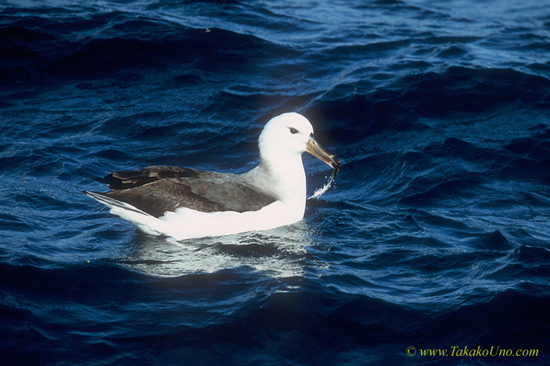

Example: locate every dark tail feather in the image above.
[84,191,152,216]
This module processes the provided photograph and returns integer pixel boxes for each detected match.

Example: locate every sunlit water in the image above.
[1,0,550,365]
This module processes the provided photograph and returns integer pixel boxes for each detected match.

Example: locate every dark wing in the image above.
[93,166,276,217]
[95,166,227,190]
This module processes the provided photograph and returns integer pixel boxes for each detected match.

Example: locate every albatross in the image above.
[85,112,340,240]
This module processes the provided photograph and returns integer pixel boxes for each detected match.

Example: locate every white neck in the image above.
[246,151,307,208]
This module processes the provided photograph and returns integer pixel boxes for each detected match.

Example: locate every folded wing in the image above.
[90,166,276,217]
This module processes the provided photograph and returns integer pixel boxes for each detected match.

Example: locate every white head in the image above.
[253,112,340,207]
[258,112,314,160]
[258,112,340,172]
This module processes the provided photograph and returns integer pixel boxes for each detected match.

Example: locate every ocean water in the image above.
[1,0,550,365]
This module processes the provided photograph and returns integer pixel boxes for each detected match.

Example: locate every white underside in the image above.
[105,199,304,241]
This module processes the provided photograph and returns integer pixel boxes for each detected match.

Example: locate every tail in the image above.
[84,191,166,236]
[84,191,151,215]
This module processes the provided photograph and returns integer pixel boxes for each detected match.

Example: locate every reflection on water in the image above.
[117,221,326,278]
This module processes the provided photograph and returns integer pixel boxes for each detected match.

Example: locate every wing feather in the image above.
[95,166,227,189]
[93,166,276,217]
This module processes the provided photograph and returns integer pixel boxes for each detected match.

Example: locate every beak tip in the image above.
[307,136,340,174]
[331,157,341,174]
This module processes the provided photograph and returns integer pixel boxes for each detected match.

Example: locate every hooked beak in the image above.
[306,134,341,175]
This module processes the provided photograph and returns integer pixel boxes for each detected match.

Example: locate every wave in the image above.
[2,1,550,364]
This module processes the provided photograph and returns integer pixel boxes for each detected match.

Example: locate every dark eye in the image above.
[289,127,299,134]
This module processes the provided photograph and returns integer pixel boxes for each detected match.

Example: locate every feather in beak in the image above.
[306,134,341,199]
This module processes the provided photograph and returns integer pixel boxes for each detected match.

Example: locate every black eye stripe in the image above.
[289,127,299,134]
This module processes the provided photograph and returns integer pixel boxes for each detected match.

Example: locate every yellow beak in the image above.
[306,134,341,175]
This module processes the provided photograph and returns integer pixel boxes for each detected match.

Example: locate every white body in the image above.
[105,200,303,241]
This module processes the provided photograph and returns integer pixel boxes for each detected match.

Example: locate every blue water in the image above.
[1,0,550,365]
